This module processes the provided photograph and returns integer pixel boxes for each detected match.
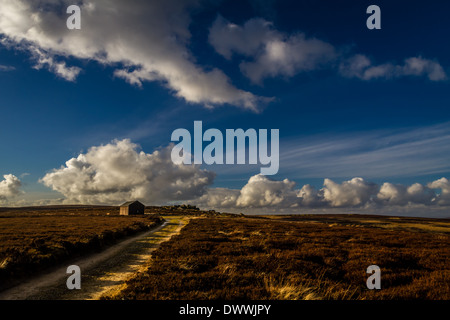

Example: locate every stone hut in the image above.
[119,200,145,215]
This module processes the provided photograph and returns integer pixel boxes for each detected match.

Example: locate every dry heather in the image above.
[0,212,163,290]
[112,216,449,300]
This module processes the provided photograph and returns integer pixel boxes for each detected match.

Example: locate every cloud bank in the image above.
[0,0,269,111]
[193,174,450,213]
[35,138,450,217]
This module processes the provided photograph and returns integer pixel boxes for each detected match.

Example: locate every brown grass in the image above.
[0,210,163,290]
[110,215,449,300]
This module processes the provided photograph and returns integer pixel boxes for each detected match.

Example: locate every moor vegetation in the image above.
[0,209,163,291]
[111,216,449,300]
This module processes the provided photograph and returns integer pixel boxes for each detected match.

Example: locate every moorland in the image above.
[109,214,449,300]
[0,205,448,300]
[0,205,163,291]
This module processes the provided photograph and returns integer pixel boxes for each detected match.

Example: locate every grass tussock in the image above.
[111,216,449,300]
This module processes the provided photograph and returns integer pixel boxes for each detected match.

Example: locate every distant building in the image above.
[119,200,146,215]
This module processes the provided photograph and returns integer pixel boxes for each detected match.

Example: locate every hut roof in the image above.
[120,200,144,207]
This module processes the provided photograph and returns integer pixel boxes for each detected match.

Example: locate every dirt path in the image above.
[0,216,189,300]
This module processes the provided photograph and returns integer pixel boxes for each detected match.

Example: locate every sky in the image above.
[1,0,450,217]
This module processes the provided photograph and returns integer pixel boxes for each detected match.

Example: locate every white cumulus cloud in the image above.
[236,174,298,207]
[194,174,299,209]
[0,0,269,111]
[0,174,22,202]
[209,16,447,83]
[428,177,450,205]
[40,139,215,205]
[321,177,378,208]
[376,182,435,206]
[297,184,323,207]
[209,16,336,84]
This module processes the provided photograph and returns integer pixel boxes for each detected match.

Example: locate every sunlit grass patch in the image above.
[111,215,449,300]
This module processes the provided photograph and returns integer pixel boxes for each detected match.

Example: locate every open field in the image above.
[109,214,449,300]
[0,206,163,291]
[0,206,448,300]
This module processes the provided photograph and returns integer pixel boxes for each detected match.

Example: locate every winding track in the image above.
[0,216,189,300]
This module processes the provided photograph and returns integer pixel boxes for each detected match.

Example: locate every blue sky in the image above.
[1,0,450,215]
